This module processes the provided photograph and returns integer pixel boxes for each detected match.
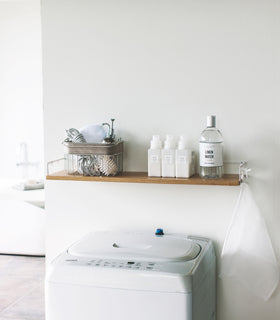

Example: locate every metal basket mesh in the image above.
[65,153,123,176]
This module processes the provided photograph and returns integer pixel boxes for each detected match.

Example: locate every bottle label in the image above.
[151,155,159,163]
[163,154,173,164]
[178,155,187,163]
[199,143,223,167]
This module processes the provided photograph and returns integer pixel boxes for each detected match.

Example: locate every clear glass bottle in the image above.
[199,115,223,178]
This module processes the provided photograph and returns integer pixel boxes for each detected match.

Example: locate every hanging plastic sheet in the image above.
[220,182,279,300]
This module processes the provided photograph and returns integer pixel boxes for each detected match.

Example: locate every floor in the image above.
[0,254,45,320]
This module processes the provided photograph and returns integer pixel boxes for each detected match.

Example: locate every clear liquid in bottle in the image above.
[199,115,223,179]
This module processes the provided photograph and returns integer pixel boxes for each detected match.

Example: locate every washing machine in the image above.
[46,230,216,320]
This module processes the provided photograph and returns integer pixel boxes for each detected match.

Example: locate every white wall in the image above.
[42,1,280,319]
[0,0,43,179]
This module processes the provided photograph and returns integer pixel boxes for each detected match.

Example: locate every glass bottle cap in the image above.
[207,115,216,127]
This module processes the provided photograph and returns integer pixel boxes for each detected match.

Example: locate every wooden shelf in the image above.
[46,171,240,186]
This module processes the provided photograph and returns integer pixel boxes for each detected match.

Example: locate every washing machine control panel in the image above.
[60,238,209,274]
[62,254,202,274]
[65,257,161,271]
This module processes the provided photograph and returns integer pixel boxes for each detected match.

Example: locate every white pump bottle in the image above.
[148,135,162,177]
[161,135,176,178]
[175,136,195,178]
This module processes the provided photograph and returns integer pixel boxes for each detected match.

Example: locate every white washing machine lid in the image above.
[68,231,201,262]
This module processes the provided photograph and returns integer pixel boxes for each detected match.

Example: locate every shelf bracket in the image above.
[239,161,251,183]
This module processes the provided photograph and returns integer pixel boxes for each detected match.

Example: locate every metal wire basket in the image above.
[64,141,123,176]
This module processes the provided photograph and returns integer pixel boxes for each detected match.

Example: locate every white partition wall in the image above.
[0,0,43,179]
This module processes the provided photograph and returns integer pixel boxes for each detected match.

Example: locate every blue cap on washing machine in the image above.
[155,228,164,236]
